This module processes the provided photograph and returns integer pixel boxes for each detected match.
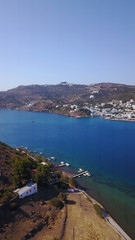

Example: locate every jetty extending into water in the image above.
[58,161,70,167]
[73,170,91,179]
[59,163,66,167]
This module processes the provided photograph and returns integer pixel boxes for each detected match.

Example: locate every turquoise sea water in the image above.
[0,110,135,239]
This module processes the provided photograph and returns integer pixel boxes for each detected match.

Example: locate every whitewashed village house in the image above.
[14,182,38,199]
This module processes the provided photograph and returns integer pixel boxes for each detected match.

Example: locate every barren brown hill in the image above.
[0,82,135,116]
[0,142,19,190]
[0,142,35,192]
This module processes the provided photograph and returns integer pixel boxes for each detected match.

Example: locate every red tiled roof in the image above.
[70,185,75,189]
[31,169,37,175]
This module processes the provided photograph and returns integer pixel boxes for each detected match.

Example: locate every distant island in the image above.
[0,82,135,121]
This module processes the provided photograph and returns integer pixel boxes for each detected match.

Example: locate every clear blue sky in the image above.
[0,0,135,90]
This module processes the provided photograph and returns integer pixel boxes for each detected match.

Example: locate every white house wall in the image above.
[17,184,38,198]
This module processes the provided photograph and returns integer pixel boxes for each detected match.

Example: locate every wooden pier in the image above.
[73,170,89,179]
[59,163,66,167]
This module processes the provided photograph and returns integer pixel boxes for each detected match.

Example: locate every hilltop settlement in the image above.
[0,82,135,121]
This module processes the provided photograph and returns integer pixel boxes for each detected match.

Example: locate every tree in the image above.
[50,198,64,209]
[55,170,62,179]
[11,156,31,187]
[35,164,52,186]
[58,192,67,202]
[68,177,77,187]
[60,174,69,183]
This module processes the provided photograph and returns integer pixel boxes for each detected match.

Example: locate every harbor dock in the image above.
[73,170,91,178]
[59,163,66,167]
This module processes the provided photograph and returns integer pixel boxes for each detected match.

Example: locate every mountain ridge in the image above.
[0,82,135,117]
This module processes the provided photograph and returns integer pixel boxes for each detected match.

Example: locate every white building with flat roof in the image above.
[14,182,38,199]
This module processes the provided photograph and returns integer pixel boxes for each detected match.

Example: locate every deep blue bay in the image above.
[0,109,135,239]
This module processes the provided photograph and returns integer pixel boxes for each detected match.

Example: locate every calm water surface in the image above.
[0,110,135,239]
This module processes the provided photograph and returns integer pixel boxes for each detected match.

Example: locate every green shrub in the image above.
[93,204,104,218]
[0,188,17,204]
[56,181,69,190]
[68,177,77,187]
[11,238,20,240]
[9,202,17,211]
[55,170,62,179]
[50,198,64,209]
[58,192,67,201]
[86,197,92,203]
[60,174,69,183]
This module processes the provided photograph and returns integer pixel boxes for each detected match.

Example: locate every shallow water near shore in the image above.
[0,110,135,239]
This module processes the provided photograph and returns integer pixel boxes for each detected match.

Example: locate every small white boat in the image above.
[41,162,47,165]
[31,150,37,153]
[40,152,43,155]
[61,161,64,164]
[78,168,84,172]
[50,156,56,160]
[65,163,70,167]
[86,172,91,177]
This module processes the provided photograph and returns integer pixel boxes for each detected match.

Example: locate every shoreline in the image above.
[2,108,135,123]
[105,117,135,123]
[1,112,134,239]
[0,142,133,239]
[14,144,134,239]
[79,189,132,240]
[61,168,132,240]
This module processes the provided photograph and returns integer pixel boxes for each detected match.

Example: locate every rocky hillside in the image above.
[0,82,135,117]
[0,142,18,190]
[0,142,35,191]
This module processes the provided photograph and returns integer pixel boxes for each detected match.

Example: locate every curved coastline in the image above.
[3,108,135,122]
[61,169,132,240]
[0,109,134,239]
[78,188,132,240]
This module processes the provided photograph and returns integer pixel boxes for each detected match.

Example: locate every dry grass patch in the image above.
[63,193,122,240]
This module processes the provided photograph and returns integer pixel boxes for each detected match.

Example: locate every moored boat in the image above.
[65,163,70,166]
[78,168,84,172]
